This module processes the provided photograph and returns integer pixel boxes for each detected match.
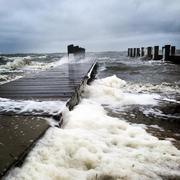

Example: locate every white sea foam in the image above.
[5,76,180,180]
[92,75,180,94]
[131,123,148,129]
[0,75,9,81]
[0,75,23,85]
[149,125,164,131]
[143,108,180,119]
[21,56,68,71]
[37,55,47,59]
[0,56,69,71]
[0,58,48,71]
[0,98,66,116]
[0,56,69,84]
[83,75,159,106]
[68,55,92,64]
[0,59,32,70]
[125,81,180,94]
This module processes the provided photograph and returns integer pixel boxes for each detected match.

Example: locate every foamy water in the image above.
[83,75,160,106]
[0,98,66,116]
[0,55,68,85]
[0,54,94,85]
[5,75,180,180]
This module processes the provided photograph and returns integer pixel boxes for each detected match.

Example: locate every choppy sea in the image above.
[1,52,180,180]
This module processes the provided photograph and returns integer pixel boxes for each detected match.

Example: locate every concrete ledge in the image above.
[0,116,49,178]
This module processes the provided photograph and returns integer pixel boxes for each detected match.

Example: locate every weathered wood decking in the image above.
[0,63,94,100]
[0,62,97,178]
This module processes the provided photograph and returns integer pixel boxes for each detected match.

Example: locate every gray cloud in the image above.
[0,0,180,53]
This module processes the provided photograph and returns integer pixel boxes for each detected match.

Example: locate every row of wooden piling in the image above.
[127,45,179,63]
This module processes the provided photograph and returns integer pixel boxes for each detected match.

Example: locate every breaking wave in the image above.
[0,56,69,84]
[1,59,32,70]
[83,75,160,106]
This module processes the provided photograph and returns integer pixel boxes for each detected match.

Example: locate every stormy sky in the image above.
[0,0,180,53]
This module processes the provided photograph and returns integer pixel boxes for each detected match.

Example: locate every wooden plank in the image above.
[0,63,93,100]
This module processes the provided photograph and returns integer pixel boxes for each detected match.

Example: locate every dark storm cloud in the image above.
[0,0,180,53]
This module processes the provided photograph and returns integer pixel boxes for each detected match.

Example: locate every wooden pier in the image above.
[0,62,97,178]
[128,45,180,64]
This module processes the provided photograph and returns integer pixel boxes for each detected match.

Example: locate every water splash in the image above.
[5,76,180,180]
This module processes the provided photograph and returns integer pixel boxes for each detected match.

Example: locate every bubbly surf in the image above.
[0,54,68,85]
[1,52,180,179]
[4,75,180,180]
[0,98,66,116]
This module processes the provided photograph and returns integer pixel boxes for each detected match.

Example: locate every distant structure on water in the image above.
[127,45,180,64]
[67,44,85,59]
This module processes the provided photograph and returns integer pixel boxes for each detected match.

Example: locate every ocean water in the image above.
[0,53,67,85]
[1,52,180,180]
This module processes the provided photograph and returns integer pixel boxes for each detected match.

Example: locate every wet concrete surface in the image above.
[0,116,49,177]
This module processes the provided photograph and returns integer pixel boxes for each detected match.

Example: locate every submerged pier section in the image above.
[0,62,97,178]
[128,45,180,64]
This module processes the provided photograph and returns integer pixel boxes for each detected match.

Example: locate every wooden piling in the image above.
[133,48,136,57]
[131,48,134,57]
[128,48,130,56]
[130,48,133,57]
[139,44,179,63]
[137,48,140,57]
[171,46,176,56]
[153,46,159,60]
[163,45,171,61]
[141,47,144,56]
[147,47,152,59]
[162,46,165,56]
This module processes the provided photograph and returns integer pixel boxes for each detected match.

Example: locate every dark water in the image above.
[1,52,180,179]
[91,52,180,149]
[1,52,180,148]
